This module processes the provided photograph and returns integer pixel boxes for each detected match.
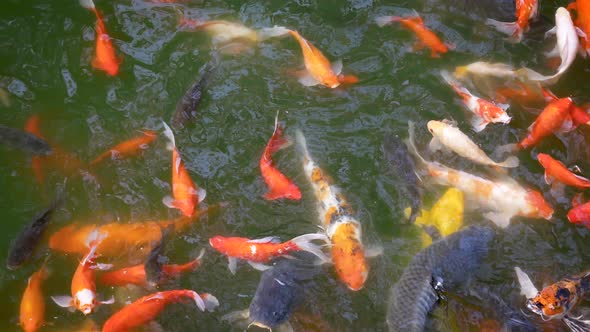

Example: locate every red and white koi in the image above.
[486,0,539,42]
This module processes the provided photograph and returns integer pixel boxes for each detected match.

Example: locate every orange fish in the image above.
[495,82,555,106]
[209,233,328,274]
[486,0,539,42]
[376,13,450,58]
[517,98,573,149]
[89,130,157,166]
[100,251,204,288]
[20,263,49,332]
[80,0,121,76]
[568,197,590,228]
[102,290,218,332]
[161,122,205,217]
[568,0,590,55]
[287,30,358,88]
[260,114,301,200]
[24,115,46,184]
[51,230,114,315]
[537,153,590,189]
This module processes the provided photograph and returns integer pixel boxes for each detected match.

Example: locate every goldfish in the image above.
[209,233,328,274]
[287,30,358,88]
[568,0,590,55]
[382,133,422,223]
[161,122,206,217]
[486,0,538,42]
[20,263,49,332]
[407,122,553,228]
[24,115,47,184]
[537,153,590,189]
[52,230,114,315]
[79,0,120,76]
[494,81,554,106]
[441,71,510,132]
[454,62,517,81]
[89,130,157,166]
[260,113,301,201]
[102,290,218,332]
[567,196,590,228]
[375,12,450,58]
[296,129,375,291]
[515,267,590,331]
[0,124,51,156]
[427,120,519,168]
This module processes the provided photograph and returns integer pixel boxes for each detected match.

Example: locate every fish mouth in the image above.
[526,300,543,316]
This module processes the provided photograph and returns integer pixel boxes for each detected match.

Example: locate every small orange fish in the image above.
[486,0,539,42]
[288,30,358,88]
[20,263,49,332]
[376,13,450,58]
[517,98,573,149]
[209,233,328,274]
[161,122,206,217]
[537,153,590,189]
[568,197,590,228]
[495,82,555,106]
[51,230,114,315]
[102,290,218,332]
[80,0,121,76]
[260,114,301,200]
[90,130,157,166]
[24,115,46,184]
[568,0,590,55]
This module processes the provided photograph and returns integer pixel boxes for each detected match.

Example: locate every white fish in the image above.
[427,120,519,168]
[454,61,517,80]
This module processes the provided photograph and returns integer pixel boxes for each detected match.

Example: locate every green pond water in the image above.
[1,0,590,331]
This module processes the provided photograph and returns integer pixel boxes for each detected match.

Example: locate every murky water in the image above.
[1,0,590,331]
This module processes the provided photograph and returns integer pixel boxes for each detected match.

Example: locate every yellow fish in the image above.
[405,188,464,247]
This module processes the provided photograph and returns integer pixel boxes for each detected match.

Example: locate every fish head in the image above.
[527,283,577,319]
[75,288,97,315]
[524,189,554,220]
[426,120,445,136]
[209,236,228,251]
[536,153,552,169]
[329,222,368,291]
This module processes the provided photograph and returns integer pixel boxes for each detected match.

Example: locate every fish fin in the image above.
[191,187,207,204]
[483,211,512,228]
[247,236,281,244]
[221,309,250,324]
[290,233,330,263]
[161,121,176,150]
[196,248,206,260]
[428,137,443,152]
[228,256,238,275]
[162,196,176,209]
[294,129,311,160]
[79,0,95,10]
[486,19,521,42]
[365,245,384,258]
[576,27,587,39]
[497,156,519,168]
[189,291,206,311]
[100,296,115,305]
[297,71,320,87]
[199,293,220,312]
[91,263,113,271]
[470,116,488,133]
[247,261,272,271]
[51,295,74,308]
[493,144,518,159]
[84,229,107,248]
[275,321,295,332]
[558,115,574,133]
[375,16,397,27]
[514,267,539,299]
[257,26,291,41]
[403,121,428,165]
[331,59,343,76]
[545,26,557,38]
[564,315,590,332]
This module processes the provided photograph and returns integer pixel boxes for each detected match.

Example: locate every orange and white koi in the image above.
[102,290,218,332]
[20,263,49,332]
[161,122,206,217]
[441,70,510,132]
[209,234,328,274]
[568,0,590,56]
[260,113,301,200]
[286,30,358,88]
[89,130,157,166]
[375,12,450,58]
[79,0,121,76]
[537,153,590,189]
[486,0,539,42]
[408,122,553,228]
[51,230,114,315]
[295,129,375,291]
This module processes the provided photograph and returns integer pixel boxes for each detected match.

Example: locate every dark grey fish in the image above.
[7,192,64,270]
[0,124,51,156]
[248,254,322,330]
[383,133,422,223]
[144,224,174,286]
[387,226,495,332]
[172,55,219,129]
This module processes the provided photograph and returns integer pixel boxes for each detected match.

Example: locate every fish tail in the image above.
[493,143,518,157]
[516,67,559,84]
[161,121,176,150]
[199,293,220,312]
[496,155,520,168]
[294,129,311,161]
[189,290,207,311]
[267,111,290,154]
[257,25,291,41]
[375,16,400,27]
[485,19,522,42]
[79,0,95,10]
[290,233,330,263]
[404,121,427,165]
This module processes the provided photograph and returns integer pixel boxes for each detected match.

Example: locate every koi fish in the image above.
[486,0,539,42]
[0,124,51,156]
[454,61,517,81]
[23,115,47,184]
[260,113,301,201]
[375,12,450,58]
[79,0,120,76]
[161,122,206,217]
[387,226,494,332]
[209,233,328,274]
[515,267,590,331]
[441,70,510,132]
[382,133,422,223]
[287,30,358,88]
[51,230,114,315]
[494,81,553,106]
[296,129,375,291]
[537,153,590,189]
[567,196,590,229]
[568,0,590,56]
[20,263,49,332]
[89,130,156,166]
[102,290,218,332]
[427,120,519,168]
[407,122,553,228]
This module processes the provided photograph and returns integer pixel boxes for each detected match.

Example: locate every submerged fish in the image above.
[486,0,539,42]
[567,196,590,229]
[20,262,49,332]
[172,56,218,129]
[454,61,518,81]
[568,0,590,56]
[387,226,495,332]
[79,0,121,76]
[144,225,173,287]
[89,130,157,166]
[537,153,590,189]
[382,133,422,223]
[0,124,51,156]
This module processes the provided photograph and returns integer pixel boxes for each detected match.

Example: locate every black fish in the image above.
[144,224,174,287]
[172,55,219,129]
[7,192,64,270]
[0,124,51,156]
[383,133,422,223]
[386,226,495,332]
